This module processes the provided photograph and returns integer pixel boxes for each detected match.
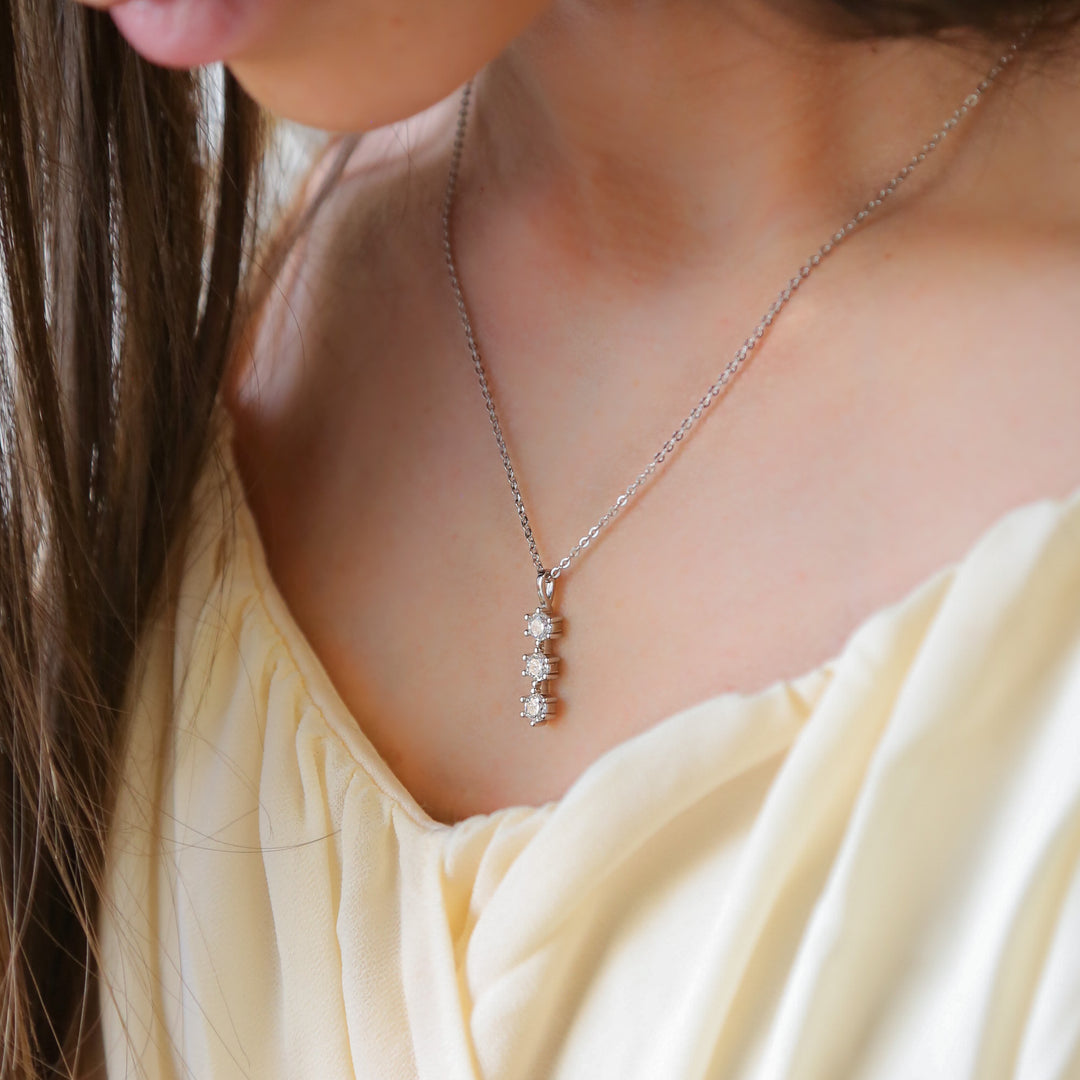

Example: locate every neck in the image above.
[466,1,1031,283]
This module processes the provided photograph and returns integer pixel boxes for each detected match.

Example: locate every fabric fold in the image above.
[100,401,1080,1080]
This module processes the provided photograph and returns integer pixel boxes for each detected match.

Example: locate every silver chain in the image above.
[442,34,1029,582]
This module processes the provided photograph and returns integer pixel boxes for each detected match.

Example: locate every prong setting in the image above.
[524,607,562,643]
[522,651,559,681]
[520,692,556,726]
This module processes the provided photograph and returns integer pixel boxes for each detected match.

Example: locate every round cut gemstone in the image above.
[526,608,554,641]
[524,652,550,680]
[522,693,547,722]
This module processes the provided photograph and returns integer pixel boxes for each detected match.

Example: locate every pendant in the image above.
[521,571,562,726]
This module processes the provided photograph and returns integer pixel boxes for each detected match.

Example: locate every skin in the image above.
[72,0,1080,823]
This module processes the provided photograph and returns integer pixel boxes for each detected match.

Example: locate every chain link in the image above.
[442,31,1031,581]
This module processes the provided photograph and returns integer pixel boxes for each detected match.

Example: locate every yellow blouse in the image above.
[100,398,1080,1079]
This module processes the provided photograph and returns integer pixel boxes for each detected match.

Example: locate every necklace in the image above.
[442,34,1030,728]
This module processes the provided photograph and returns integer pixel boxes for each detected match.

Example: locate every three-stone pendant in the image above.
[521,571,562,726]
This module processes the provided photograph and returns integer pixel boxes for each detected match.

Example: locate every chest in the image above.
[224,221,1080,824]
[229,399,1077,822]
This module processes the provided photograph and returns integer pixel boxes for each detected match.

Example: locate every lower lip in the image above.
[109,0,267,68]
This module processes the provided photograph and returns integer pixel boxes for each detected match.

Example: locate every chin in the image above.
[224,57,468,133]
[109,0,550,133]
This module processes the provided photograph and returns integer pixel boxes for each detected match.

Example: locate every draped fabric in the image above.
[100,399,1080,1079]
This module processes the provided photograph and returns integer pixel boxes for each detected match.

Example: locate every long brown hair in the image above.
[0,1,1075,1078]
[0,1,264,1073]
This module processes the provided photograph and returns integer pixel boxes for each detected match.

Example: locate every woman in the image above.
[2,0,1079,1076]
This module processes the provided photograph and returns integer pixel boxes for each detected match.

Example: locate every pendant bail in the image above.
[537,570,556,610]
